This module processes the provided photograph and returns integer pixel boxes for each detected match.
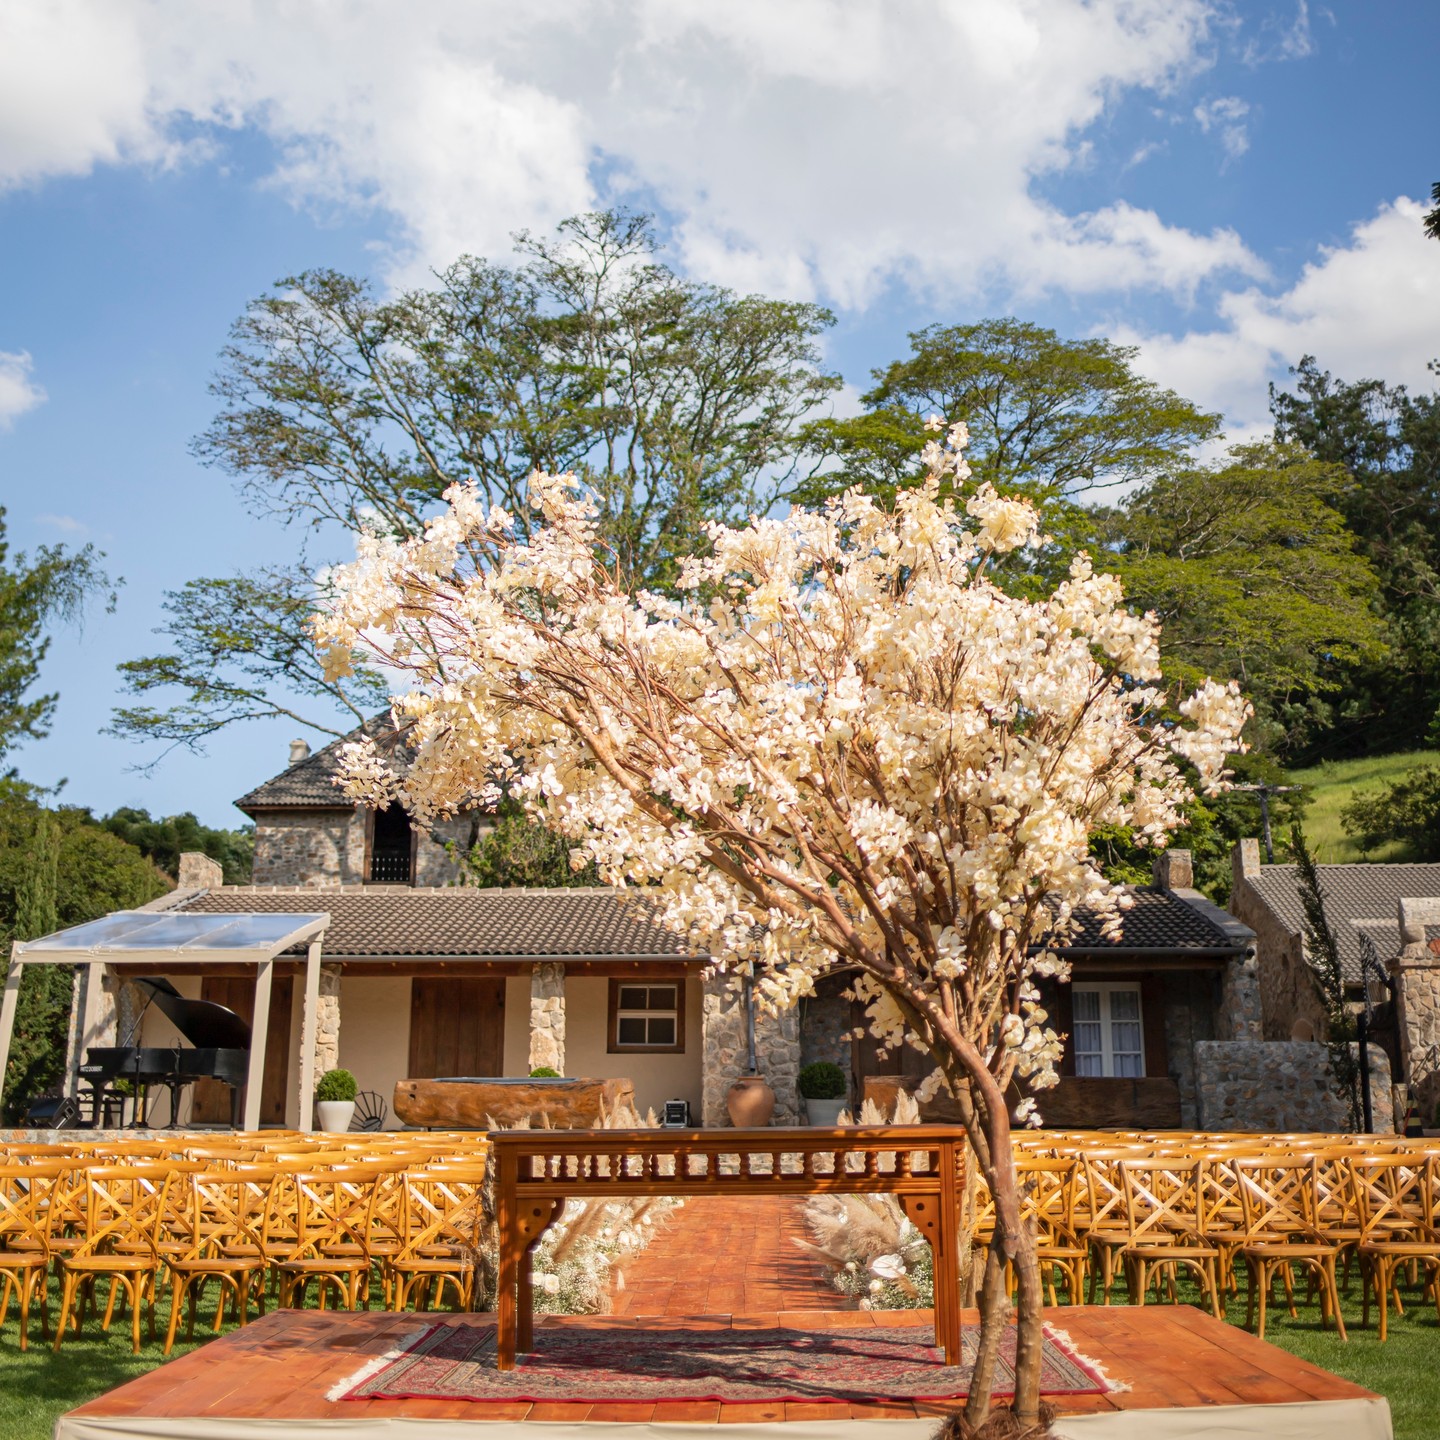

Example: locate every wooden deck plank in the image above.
[66,1304,1378,1425]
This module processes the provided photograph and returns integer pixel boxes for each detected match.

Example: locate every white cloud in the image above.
[35,513,89,535]
[0,351,45,430]
[1243,0,1318,65]
[1193,95,1251,159]
[1118,199,1440,432]
[0,0,1258,308]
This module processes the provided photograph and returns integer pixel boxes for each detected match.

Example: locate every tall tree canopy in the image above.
[0,508,111,769]
[795,317,1220,521]
[114,210,839,754]
[1270,356,1440,756]
[1102,441,1385,753]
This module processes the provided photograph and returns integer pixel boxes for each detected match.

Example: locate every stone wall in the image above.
[252,807,486,887]
[700,969,801,1127]
[1159,970,1218,1127]
[1228,839,1329,1042]
[1195,1040,1393,1132]
[799,974,853,1089]
[253,810,366,886]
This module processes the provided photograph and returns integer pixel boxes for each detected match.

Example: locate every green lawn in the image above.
[2,1269,1437,1439]
[1289,750,1440,863]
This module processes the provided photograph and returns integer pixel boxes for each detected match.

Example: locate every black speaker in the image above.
[22,1093,80,1130]
[661,1098,691,1128]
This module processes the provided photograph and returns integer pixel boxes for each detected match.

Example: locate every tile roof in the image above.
[234,715,406,813]
[1244,863,1440,982]
[1049,887,1248,954]
[173,887,698,960]
[168,883,1244,962]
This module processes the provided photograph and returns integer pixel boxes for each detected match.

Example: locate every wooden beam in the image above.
[242,960,274,1131]
[0,952,22,1106]
[297,941,323,1132]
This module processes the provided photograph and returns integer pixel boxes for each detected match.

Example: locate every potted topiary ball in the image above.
[315,1067,359,1133]
[798,1061,848,1126]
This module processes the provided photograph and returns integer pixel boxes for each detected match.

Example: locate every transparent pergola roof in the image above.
[14,911,329,958]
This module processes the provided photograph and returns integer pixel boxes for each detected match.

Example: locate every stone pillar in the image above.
[528,963,566,1074]
[699,968,801,1127]
[1152,848,1193,892]
[177,851,223,888]
[315,965,343,1077]
[1393,898,1440,1117]
[1232,837,1261,893]
[1218,944,1263,1042]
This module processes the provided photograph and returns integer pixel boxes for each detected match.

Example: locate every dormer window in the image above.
[369,803,415,884]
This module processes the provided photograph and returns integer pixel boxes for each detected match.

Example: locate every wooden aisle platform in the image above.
[59,1304,1386,1435]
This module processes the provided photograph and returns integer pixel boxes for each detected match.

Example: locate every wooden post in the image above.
[0,952,23,1104]
[242,959,274,1132]
[934,1135,963,1365]
[495,1143,518,1370]
[297,941,323,1132]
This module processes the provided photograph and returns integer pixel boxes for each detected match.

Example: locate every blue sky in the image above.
[1,0,1437,830]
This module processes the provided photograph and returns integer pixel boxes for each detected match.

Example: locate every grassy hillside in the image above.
[1287,749,1440,862]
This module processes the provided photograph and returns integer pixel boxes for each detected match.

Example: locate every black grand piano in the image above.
[78,977,252,1128]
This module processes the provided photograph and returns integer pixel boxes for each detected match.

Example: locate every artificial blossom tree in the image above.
[317,426,1248,1433]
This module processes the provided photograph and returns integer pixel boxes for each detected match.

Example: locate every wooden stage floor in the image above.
[59,1305,1391,1440]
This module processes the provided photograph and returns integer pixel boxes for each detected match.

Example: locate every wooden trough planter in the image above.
[392,1076,635,1130]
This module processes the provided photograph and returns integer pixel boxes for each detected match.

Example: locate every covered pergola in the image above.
[4,910,330,1131]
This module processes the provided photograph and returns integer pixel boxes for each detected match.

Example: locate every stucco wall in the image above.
[336,975,414,1127]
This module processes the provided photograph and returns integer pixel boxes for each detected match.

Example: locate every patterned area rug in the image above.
[334,1321,1110,1404]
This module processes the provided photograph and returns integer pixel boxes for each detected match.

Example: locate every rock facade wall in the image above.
[1229,854,1327,1042]
[529,962,566,1074]
[799,975,853,1089]
[253,810,366,886]
[1195,1040,1393,1132]
[700,969,801,1127]
[1160,970,1218,1128]
[252,808,488,887]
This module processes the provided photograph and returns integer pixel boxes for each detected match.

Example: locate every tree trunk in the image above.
[964,1234,1010,1430]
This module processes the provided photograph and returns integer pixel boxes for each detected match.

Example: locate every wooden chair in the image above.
[274,1167,382,1311]
[1017,1157,1087,1305]
[162,1171,269,1356]
[0,1163,60,1349]
[388,1168,484,1312]
[1232,1156,1347,1341]
[1353,1154,1440,1341]
[1117,1159,1223,1320]
[1077,1151,1132,1303]
[54,1164,174,1354]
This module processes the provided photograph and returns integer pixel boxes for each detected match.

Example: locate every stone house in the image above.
[56,725,1378,1132]
[1230,840,1440,1119]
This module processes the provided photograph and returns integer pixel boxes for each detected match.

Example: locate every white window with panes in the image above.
[608,981,684,1053]
[1071,983,1145,1078]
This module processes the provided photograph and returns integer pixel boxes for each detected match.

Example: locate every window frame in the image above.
[1070,981,1146,1079]
[607,980,686,1054]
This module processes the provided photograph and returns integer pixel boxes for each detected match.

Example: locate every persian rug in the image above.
[333,1321,1110,1404]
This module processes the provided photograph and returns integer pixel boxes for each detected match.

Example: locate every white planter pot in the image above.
[316,1099,356,1134]
[805,1097,847,1127]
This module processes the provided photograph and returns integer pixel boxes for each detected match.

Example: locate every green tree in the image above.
[1341,764,1440,861]
[1102,441,1385,754]
[1424,181,1440,242]
[96,806,253,884]
[795,317,1220,533]
[0,508,112,768]
[460,798,598,889]
[114,210,839,754]
[1270,356,1440,756]
[0,796,171,1119]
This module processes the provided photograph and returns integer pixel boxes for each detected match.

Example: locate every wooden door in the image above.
[408,977,505,1078]
[191,976,293,1126]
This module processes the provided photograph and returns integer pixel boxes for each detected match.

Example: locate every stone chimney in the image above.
[177,852,223,889]
[1231,838,1260,895]
[1152,848,1193,892]
[288,738,311,767]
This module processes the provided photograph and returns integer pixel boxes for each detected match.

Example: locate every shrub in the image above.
[798,1061,847,1100]
[315,1067,357,1103]
[529,1066,562,1078]
[1342,764,1440,861]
